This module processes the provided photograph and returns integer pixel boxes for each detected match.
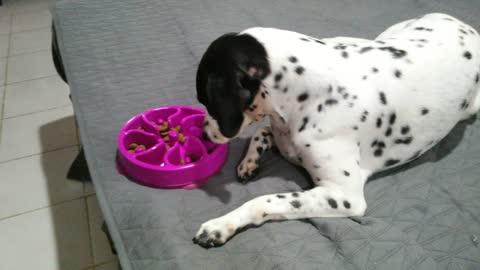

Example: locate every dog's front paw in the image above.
[193,218,236,248]
[236,159,260,183]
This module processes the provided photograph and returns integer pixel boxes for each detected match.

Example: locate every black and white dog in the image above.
[193,13,480,248]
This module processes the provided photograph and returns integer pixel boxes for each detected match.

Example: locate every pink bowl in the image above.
[116,106,228,189]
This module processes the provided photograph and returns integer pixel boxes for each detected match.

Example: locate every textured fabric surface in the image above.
[51,0,480,269]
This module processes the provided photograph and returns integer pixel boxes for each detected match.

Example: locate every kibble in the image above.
[180,159,186,165]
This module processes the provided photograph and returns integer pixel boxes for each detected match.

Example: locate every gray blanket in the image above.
[52,0,480,269]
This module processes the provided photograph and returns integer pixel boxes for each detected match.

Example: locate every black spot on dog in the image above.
[461,99,469,109]
[247,159,252,163]
[300,37,310,42]
[337,86,346,93]
[313,164,320,169]
[298,117,309,132]
[372,67,379,73]
[254,136,259,141]
[374,148,383,157]
[341,51,349,58]
[203,121,209,127]
[443,17,454,21]
[371,139,378,147]
[464,51,472,60]
[267,199,271,203]
[297,92,309,102]
[379,92,387,105]
[353,126,358,130]
[214,231,222,239]
[305,144,311,147]
[274,72,283,82]
[283,87,288,93]
[401,125,410,134]
[389,113,396,125]
[334,44,347,50]
[290,200,302,208]
[262,212,268,217]
[360,110,369,122]
[418,39,428,43]
[385,127,392,137]
[297,156,303,163]
[394,69,402,78]
[414,27,433,31]
[277,194,286,199]
[292,192,299,197]
[421,108,429,115]
[376,40,386,44]
[315,39,326,45]
[475,73,479,84]
[261,92,266,99]
[459,29,468,35]
[317,104,323,112]
[295,66,305,75]
[359,46,373,53]
[316,177,321,182]
[377,141,386,148]
[376,117,382,128]
[327,198,338,209]
[343,201,351,209]
[325,99,338,105]
[327,85,333,93]
[378,46,407,58]
[385,159,400,167]
[282,66,287,71]
[395,137,413,144]
[362,75,367,80]
[262,138,268,145]
[288,56,298,63]
[343,93,349,99]
[343,170,350,176]
[256,146,264,155]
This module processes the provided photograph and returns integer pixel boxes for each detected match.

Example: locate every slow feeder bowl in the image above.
[117,106,228,189]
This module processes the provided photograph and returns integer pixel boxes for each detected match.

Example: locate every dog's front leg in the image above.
[236,126,274,183]
[193,137,367,248]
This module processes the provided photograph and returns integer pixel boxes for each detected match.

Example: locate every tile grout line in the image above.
[0,13,13,143]
[0,143,79,164]
[2,103,72,120]
[0,193,89,222]
[84,196,97,269]
[4,73,60,86]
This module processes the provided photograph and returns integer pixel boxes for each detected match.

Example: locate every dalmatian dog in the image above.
[193,13,480,248]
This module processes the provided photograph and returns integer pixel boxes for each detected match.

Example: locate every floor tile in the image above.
[6,0,51,15]
[9,27,51,55]
[4,76,70,118]
[87,195,117,265]
[0,58,5,85]
[85,181,96,195]
[11,9,51,33]
[0,146,83,219]
[0,199,93,270]
[0,34,8,57]
[0,13,11,35]
[0,85,4,115]
[6,50,57,84]
[95,260,120,270]
[0,106,78,162]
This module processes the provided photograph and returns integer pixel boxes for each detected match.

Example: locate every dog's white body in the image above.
[194,13,480,247]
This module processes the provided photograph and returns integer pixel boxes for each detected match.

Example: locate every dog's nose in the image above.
[201,131,210,141]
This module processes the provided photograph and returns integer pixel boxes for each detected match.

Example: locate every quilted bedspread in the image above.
[52,0,480,269]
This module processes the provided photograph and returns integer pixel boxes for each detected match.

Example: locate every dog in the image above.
[193,13,480,248]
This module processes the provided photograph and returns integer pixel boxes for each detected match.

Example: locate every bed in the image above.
[51,0,480,269]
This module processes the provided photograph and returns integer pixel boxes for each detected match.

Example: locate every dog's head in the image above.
[196,32,270,143]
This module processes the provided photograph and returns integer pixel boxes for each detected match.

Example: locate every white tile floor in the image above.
[0,0,120,269]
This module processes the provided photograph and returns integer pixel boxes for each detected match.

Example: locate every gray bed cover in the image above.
[52,0,480,269]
